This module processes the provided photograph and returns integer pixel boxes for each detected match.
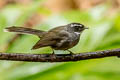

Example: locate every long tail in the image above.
[4,26,46,37]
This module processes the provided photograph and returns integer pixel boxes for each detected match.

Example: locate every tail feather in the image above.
[5,26,46,37]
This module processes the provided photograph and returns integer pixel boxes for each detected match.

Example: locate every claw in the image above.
[67,50,74,54]
[51,49,55,54]
[50,49,56,62]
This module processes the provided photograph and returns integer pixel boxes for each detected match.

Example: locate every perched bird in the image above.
[4,23,88,54]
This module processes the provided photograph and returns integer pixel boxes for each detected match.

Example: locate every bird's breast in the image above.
[53,33,80,50]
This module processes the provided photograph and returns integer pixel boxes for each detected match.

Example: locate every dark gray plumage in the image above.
[5,23,88,53]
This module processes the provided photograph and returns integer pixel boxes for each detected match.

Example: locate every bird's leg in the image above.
[67,50,74,59]
[67,50,74,54]
[50,49,56,61]
[51,49,55,54]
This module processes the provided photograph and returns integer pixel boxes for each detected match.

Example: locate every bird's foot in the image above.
[50,50,56,61]
[52,50,55,55]
[67,50,74,55]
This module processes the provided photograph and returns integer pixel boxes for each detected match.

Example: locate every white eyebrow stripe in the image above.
[71,24,82,27]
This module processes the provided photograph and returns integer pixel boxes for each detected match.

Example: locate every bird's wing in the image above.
[32,27,69,50]
[31,32,63,49]
[32,39,57,50]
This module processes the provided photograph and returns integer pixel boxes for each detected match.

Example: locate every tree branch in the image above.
[0,48,120,62]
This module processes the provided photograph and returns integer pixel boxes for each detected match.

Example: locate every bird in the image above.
[4,23,88,54]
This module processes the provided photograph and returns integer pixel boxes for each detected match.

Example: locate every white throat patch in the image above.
[74,32,80,35]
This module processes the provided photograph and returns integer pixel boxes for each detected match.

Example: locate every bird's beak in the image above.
[84,27,89,29]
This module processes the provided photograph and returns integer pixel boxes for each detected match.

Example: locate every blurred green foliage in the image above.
[0,1,120,80]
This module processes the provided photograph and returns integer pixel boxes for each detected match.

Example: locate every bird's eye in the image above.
[75,25,84,29]
[74,26,80,31]
[75,26,80,29]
